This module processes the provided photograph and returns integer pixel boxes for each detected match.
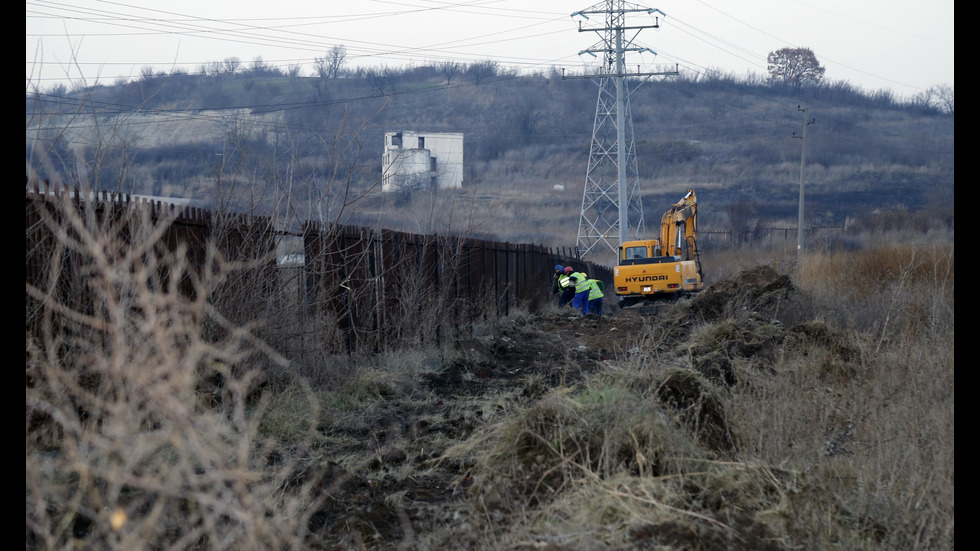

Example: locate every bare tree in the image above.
[249,56,271,75]
[767,47,825,87]
[198,61,222,77]
[315,45,347,80]
[222,57,242,75]
[932,84,954,115]
[313,45,347,98]
[365,65,394,96]
[912,83,954,115]
[468,59,499,85]
[440,60,464,84]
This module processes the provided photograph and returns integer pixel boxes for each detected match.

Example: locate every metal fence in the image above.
[301,222,611,353]
[26,182,610,355]
[698,225,847,251]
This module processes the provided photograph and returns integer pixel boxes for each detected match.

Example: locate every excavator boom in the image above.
[660,189,697,260]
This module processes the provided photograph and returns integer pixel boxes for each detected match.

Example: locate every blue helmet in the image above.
[554,264,563,271]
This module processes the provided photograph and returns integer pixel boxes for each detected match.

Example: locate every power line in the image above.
[27,0,581,82]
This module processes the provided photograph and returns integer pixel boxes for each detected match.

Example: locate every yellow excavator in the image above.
[613,189,703,308]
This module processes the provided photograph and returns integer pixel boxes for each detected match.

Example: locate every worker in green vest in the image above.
[586,276,604,317]
[569,271,591,313]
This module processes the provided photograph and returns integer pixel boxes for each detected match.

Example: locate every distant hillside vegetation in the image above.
[26,64,953,247]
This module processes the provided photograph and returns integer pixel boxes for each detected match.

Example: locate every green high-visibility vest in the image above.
[587,279,604,300]
[558,274,571,289]
[573,273,590,293]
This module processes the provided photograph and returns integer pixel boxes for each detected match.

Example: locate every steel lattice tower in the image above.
[569,1,676,259]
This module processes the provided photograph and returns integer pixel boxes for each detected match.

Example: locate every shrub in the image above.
[26,193,324,549]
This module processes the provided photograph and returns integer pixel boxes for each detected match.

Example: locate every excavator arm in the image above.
[660,189,698,261]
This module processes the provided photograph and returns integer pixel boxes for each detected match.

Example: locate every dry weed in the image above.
[26,194,324,550]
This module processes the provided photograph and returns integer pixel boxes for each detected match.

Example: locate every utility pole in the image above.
[793,105,815,254]
[566,1,677,260]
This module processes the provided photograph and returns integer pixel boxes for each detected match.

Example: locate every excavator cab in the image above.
[622,243,662,260]
[619,241,667,266]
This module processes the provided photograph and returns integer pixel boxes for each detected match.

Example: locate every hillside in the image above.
[26,68,954,256]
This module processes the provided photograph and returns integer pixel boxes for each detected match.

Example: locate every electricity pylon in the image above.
[567,1,677,259]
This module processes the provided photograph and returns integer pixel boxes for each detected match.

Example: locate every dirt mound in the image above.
[686,264,796,324]
[656,368,736,454]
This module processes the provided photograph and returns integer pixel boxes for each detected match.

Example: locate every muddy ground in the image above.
[302,265,815,550]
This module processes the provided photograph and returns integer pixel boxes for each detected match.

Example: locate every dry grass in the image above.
[434,230,953,550]
[714,232,954,549]
[770,234,954,548]
[26,188,953,550]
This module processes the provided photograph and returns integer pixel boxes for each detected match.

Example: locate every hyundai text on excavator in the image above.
[613,189,703,308]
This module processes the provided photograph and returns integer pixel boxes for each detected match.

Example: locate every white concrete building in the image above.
[382,131,463,192]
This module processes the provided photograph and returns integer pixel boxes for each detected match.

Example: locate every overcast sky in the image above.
[26,0,953,100]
